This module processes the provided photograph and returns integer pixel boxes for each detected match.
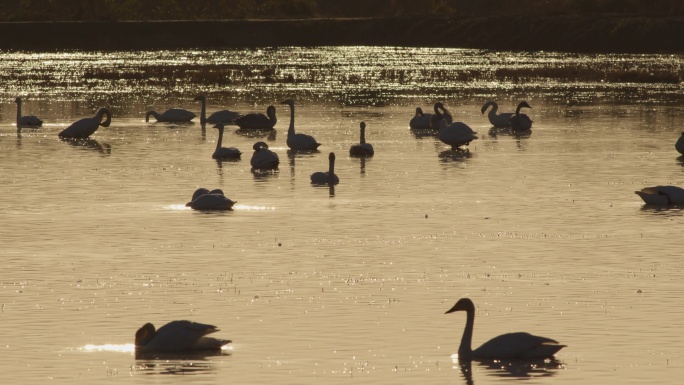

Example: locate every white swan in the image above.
[409,107,433,129]
[481,101,514,128]
[430,102,453,130]
[635,185,684,205]
[675,132,684,155]
[250,141,279,170]
[234,105,277,129]
[212,123,242,160]
[194,95,241,124]
[186,188,235,210]
[438,119,478,149]
[135,320,231,352]
[281,99,321,151]
[145,108,195,123]
[15,97,43,127]
[509,101,533,132]
[446,298,566,360]
[349,121,374,156]
[311,152,340,185]
[58,107,111,138]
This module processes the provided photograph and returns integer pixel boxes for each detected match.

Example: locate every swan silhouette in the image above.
[135,320,231,352]
[409,107,433,129]
[281,99,321,151]
[675,132,684,155]
[186,188,235,210]
[145,108,195,123]
[250,141,279,170]
[438,119,478,149]
[194,95,241,124]
[349,121,374,157]
[58,107,111,138]
[430,102,453,130]
[635,185,684,205]
[212,123,242,160]
[311,152,339,185]
[481,101,514,128]
[446,298,566,360]
[15,97,43,128]
[234,105,277,130]
[509,101,533,132]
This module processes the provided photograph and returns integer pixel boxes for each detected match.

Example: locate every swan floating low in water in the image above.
[446,298,566,360]
[186,188,235,210]
[15,97,43,128]
[234,105,277,129]
[58,107,111,139]
[194,95,241,124]
[481,101,514,128]
[281,99,321,151]
[635,185,684,205]
[250,141,280,170]
[509,101,533,132]
[438,119,478,149]
[212,123,242,160]
[675,132,684,155]
[311,152,339,185]
[409,107,433,129]
[430,102,453,130]
[135,320,231,352]
[349,122,374,157]
[145,108,195,123]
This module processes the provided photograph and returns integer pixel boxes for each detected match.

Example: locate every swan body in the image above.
[212,123,242,159]
[635,185,684,205]
[250,141,280,170]
[409,107,433,129]
[349,121,374,156]
[145,108,195,123]
[281,99,321,151]
[481,101,514,128]
[438,119,478,149]
[311,152,340,185]
[58,107,111,138]
[430,102,453,130]
[194,95,241,124]
[446,298,565,360]
[675,132,684,155]
[15,97,43,127]
[135,320,231,352]
[186,188,235,210]
[234,105,277,129]
[509,101,533,132]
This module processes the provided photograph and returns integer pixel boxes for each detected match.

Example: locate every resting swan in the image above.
[135,320,231,352]
[430,102,453,130]
[281,99,321,151]
[186,188,235,210]
[438,119,478,149]
[15,97,43,128]
[194,95,241,124]
[481,101,514,128]
[509,101,533,132]
[145,108,195,123]
[58,107,111,138]
[212,123,242,160]
[234,105,277,129]
[446,298,566,360]
[250,141,280,170]
[675,132,684,155]
[409,107,433,129]
[311,152,339,185]
[635,185,684,205]
[349,122,374,157]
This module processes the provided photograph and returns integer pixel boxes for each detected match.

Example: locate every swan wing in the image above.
[350,143,374,156]
[251,150,280,169]
[489,111,514,128]
[235,112,275,129]
[287,134,321,151]
[213,147,242,159]
[58,117,100,138]
[676,134,684,155]
[473,332,564,359]
[188,194,235,210]
[636,186,684,205]
[207,110,241,124]
[410,113,433,129]
[510,114,533,131]
[18,115,43,127]
[160,108,196,122]
[438,122,478,147]
[143,321,227,352]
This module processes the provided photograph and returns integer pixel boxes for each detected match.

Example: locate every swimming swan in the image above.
[481,101,514,128]
[15,97,43,127]
[635,185,684,205]
[58,107,111,139]
[234,105,277,130]
[135,320,231,352]
[311,152,339,185]
[446,298,566,360]
[409,107,433,129]
[281,99,321,151]
[194,95,241,124]
[675,132,684,155]
[250,141,280,170]
[349,122,374,157]
[212,123,242,160]
[438,119,478,149]
[145,108,195,123]
[509,101,533,132]
[186,188,235,210]
[430,102,453,130]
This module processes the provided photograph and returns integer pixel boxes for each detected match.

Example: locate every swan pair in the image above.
[186,188,235,210]
[135,320,231,352]
[482,101,533,131]
[15,97,43,128]
[58,107,112,139]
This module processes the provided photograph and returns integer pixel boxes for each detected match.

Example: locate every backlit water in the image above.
[1,47,683,385]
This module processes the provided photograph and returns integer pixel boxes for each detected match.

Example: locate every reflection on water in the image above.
[455,356,565,384]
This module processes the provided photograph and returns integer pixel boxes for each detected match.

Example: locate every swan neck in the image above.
[216,126,224,149]
[288,104,295,136]
[360,126,366,144]
[200,98,207,123]
[329,157,335,175]
[459,308,475,359]
[99,109,112,127]
[145,111,159,122]
[16,100,22,123]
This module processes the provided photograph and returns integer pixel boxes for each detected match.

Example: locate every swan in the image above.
[438,119,478,149]
[194,95,241,124]
[186,188,235,210]
[349,121,374,156]
[15,97,43,127]
[311,152,340,185]
[446,298,566,360]
[191,188,210,202]
[675,132,684,155]
[145,108,195,123]
[234,105,277,129]
[635,185,684,205]
[430,102,453,130]
[135,320,231,352]
[509,101,533,132]
[212,123,242,160]
[250,141,279,170]
[58,107,111,138]
[481,101,514,128]
[281,99,321,151]
[409,107,433,129]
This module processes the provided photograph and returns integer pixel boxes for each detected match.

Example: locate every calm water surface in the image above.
[1,47,684,385]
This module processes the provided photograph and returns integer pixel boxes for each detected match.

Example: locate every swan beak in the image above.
[445,303,461,314]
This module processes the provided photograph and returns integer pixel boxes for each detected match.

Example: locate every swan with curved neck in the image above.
[509,101,533,132]
[145,108,195,123]
[635,185,684,205]
[135,320,231,352]
[438,119,478,149]
[234,105,277,129]
[409,107,433,129]
[212,123,242,159]
[430,102,453,130]
[15,97,43,128]
[194,95,241,124]
[349,122,374,156]
[481,101,514,128]
[311,152,339,185]
[250,141,280,170]
[281,99,321,151]
[446,298,565,360]
[58,107,111,139]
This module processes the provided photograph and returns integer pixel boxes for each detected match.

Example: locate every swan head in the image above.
[15,97,22,104]
[360,121,366,130]
[280,99,295,108]
[481,101,495,114]
[253,141,269,151]
[445,298,475,314]
[266,105,277,117]
[516,101,532,111]
[193,95,207,102]
[213,123,225,130]
[329,152,336,162]
[415,107,424,115]
[97,108,112,127]
[135,323,156,347]
[209,188,225,196]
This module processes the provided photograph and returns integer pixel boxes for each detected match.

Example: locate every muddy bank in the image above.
[0,15,682,53]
